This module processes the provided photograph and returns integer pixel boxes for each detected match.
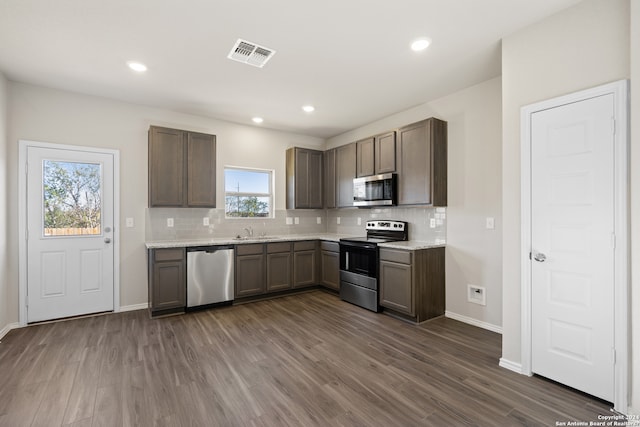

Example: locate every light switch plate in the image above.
[430,218,436,228]
[167,218,174,227]
[125,217,134,228]
[286,217,293,225]
[294,217,299,225]
[337,217,341,225]
[203,217,210,226]
[486,217,495,229]
[357,217,361,226]
[316,217,322,224]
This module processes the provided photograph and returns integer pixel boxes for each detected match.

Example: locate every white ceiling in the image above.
[0,0,583,139]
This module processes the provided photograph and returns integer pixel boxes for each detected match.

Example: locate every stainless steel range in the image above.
[339,220,408,311]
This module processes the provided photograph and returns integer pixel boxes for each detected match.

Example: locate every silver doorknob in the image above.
[104,238,112,244]
[534,252,546,262]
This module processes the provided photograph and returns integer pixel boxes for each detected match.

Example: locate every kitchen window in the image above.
[224,167,274,218]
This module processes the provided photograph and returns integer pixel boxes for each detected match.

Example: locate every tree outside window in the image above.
[224,167,273,218]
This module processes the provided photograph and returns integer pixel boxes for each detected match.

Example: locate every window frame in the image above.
[223,165,275,219]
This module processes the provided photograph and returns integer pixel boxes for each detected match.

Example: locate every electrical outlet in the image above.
[125,217,134,228]
[430,218,436,228]
[203,217,210,226]
[316,217,322,224]
[286,217,293,225]
[467,285,486,306]
[337,217,341,225]
[294,217,299,225]
[357,217,361,226]
[167,218,174,227]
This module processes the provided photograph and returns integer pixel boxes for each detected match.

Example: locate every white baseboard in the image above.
[119,303,149,312]
[0,322,21,341]
[444,311,503,334]
[499,358,525,374]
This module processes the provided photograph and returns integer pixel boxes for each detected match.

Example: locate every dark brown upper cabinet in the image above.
[323,148,337,209]
[336,143,356,208]
[356,131,396,178]
[396,118,447,206]
[286,147,323,209]
[148,126,216,207]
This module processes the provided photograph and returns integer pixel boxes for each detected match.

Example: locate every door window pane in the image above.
[43,160,102,236]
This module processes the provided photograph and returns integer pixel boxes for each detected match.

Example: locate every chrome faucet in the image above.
[244,226,253,237]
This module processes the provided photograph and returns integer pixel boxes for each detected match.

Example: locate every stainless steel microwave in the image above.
[353,173,397,207]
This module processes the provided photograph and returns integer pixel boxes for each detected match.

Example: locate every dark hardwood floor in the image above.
[0,291,611,426]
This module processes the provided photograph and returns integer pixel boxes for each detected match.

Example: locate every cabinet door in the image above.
[324,149,336,209]
[320,250,340,291]
[375,131,396,174]
[293,250,316,288]
[235,254,265,297]
[294,148,310,208]
[397,118,447,206]
[336,143,356,208]
[356,137,375,177]
[308,150,323,208]
[267,252,292,292]
[379,260,414,316]
[149,126,184,207]
[151,260,186,311]
[187,132,216,207]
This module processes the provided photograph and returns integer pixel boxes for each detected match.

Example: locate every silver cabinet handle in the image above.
[534,252,546,262]
[104,237,112,244]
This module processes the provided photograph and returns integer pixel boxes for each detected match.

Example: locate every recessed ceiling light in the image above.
[252,117,264,124]
[302,105,315,113]
[411,38,431,52]
[127,61,147,72]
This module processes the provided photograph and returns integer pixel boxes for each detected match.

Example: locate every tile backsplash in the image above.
[146,206,446,243]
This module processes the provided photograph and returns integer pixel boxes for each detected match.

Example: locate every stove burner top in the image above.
[339,220,408,245]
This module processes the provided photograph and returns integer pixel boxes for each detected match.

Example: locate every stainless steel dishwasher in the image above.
[186,246,234,308]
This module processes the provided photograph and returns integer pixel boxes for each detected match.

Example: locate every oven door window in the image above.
[340,244,377,277]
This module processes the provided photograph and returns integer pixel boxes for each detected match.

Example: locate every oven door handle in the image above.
[339,241,377,251]
[345,253,349,270]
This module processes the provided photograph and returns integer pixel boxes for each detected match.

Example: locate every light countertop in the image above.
[146,234,445,251]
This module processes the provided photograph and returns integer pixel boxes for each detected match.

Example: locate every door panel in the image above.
[530,94,614,402]
[27,146,115,323]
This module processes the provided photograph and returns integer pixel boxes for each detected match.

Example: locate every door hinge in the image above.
[529,252,532,260]
[25,229,29,241]
[611,233,616,249]
[25,162,28,175]
[612,348,616,364]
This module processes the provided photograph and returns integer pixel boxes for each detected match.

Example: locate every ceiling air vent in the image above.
[227,39,276,68]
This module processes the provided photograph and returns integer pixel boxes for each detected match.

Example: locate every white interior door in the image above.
[530,94,615,402]
[26,146,115,323]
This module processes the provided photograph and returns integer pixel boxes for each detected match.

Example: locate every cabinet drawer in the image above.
[236,244,264,256]
[320,241,339,252]
[154,248,185,262]
[294,241,317,251]
[267,242,291,254]
[379,249,412,265]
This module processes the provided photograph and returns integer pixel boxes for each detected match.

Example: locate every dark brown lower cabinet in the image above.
[293,241,318,288]
[379,246,445,322]
[320,241,340,291]
[148,248,186,316]
[266,242,292,292]
[235,244,266,298]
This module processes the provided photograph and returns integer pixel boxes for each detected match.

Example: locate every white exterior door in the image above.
[26,146,115,323]
[530,94,615,402]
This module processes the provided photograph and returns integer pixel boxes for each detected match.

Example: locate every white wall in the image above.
[327,77,503,329]
[500,0,630,375]
[630,0,640,414]
[0,72,9,336]
[6,82,324,322]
